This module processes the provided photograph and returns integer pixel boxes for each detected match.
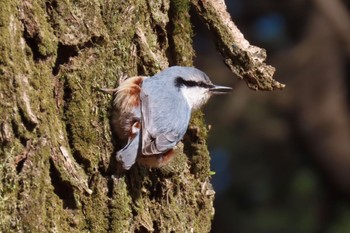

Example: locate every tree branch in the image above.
[191,0,285,91]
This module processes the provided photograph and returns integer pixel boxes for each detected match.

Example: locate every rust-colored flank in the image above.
[115,76,147,112]
[138,149,176,168]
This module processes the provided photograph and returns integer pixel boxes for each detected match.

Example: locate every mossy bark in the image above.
[0,0,214,232]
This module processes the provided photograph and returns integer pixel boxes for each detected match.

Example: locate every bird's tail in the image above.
[116,131,140,170]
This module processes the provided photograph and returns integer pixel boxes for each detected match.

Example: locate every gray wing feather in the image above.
[140,87,190,156]
[116,131,140,170]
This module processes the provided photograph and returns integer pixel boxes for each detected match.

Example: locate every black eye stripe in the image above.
[183,80,197,87]
[175,77,213,89]
[198,81,214,88]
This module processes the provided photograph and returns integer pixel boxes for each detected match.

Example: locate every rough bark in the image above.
[0,0,277,232]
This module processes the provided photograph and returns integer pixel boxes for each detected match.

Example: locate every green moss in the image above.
[130,164,214,232]
[184,110,211,180]
[82,174,110,232]
[61,47,121,172]
[169,0,194,66]
[158,143,188,175]
[16,142,70,232]
[32,0,58,59]
[0,1,16,65]
[109,177,132,232]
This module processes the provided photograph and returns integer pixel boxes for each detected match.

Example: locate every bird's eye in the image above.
[174,77,213,89]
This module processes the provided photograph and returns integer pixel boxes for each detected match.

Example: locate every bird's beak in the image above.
[209,85,232,95]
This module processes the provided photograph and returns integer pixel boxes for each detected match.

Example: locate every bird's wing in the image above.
[116,129,140,170]
[140,90,190,156]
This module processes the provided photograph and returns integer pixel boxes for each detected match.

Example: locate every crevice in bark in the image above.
[152,221,160,232]
[62,77,73,103]
[49,158,78,209]
[154,24,167,50]
[53,37,105,75]
[106,176,114,198]
[106,153,120,176]
[136,226,149,233]
[165,28,175,66]
[165,2,178,66]
[22,30,47,62]
[16,158,26,173]
[145,2,168,51]
[148,171,164,201]
[98,160,109,177]
[83,36,105,49]
[52,43,79,76]
[148,181,161,201]
[17,106,37,132]
[11,119,27,147]
[45,0,58,19]
[105,107,122,175]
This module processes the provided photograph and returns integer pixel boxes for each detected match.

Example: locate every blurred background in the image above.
[191,0,350,232]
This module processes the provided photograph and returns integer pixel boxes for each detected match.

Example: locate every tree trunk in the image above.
[0,0,214,232]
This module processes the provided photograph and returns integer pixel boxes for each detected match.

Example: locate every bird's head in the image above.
[170,67,232,110]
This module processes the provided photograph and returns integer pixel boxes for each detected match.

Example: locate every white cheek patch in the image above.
[181,86,209,110]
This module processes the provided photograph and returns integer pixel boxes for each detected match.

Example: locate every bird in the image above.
[113,66,231,170]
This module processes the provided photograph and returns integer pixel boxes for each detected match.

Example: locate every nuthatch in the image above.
[114,66,231,170]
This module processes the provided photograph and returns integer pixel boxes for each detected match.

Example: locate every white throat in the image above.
[180,86,210,110]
